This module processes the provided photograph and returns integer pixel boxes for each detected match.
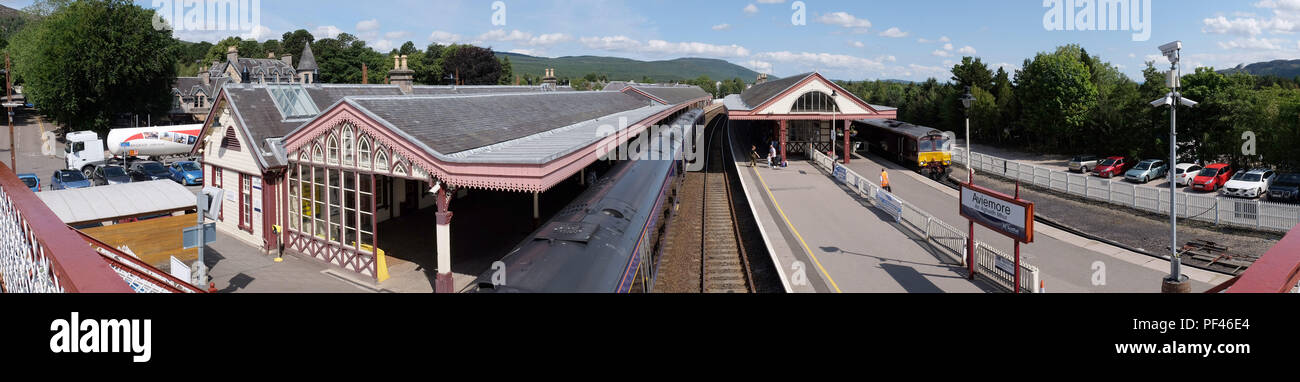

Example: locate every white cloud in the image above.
[479,29,573,46]
[918,38,933,43]
[932,49,952,57]
[428,30,463,44]
[940,36,951,42]
[743,4,759,15]
[878,27,909,38]
[580,36,750,58]
[712,23,732,31]
[241,25,275,41]
[748,60,774,74]
[315,25,343,39]
[852,41,865,48]
[817,11,872,29]
[943,43,954,51]
[385,31,410,40]
[509,48,540,56]
[1203,16,1264,36]
[356,19,381,32]
[374,39,394,52]
[1217,37,1288,50]
[752,51,886,71]
[958,46,977,55]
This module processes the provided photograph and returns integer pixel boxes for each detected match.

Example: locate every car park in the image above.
[1268,173,1300,203]
[1069,155,1100,173]
[168,161,204,185]
[1221,169,1276,199]
[18,173,40,192]
[91,165,133,186]
[1124,159,1167,184]
[1092,156,1129,178]
[50,170,92,191]
[129,161,172,182]
[1191,163,1234,192]
[1173,163,1202,187]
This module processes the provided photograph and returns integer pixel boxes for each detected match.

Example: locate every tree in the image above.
[441,45,501,85]
[281,29,315,65]
[951,56,993,91]
[1014,45,1098,151]
[11,0,177,134]
[499,56,513,85]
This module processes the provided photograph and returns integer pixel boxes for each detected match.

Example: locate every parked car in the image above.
[50,170,92,190]
[1173,163,1203,187]
[1268,173,1300,203]
[1068,155,1100,173]
[168,161,204,185]
[1092,156,1129,178]
[1124,159,1167,184]
[1221,169,1276,199]
[91,165,132,186]
[129,161,172,182]
[18,173,40,192]
[1191,163,1234,192]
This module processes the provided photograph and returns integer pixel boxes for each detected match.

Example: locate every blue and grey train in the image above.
[471,108,707,293]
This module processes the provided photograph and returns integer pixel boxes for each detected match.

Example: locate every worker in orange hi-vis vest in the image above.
[881,168,892,193]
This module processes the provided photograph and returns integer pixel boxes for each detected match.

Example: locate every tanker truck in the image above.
[64,124,204,177]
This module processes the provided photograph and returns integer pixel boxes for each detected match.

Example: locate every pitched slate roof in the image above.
[737,72,813,110]
[297,43,317,72]
[410,85,574,95]
[623,84,710,105]
[344,91,655,155]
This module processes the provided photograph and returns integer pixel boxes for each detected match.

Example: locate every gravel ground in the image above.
[952,163,1281,262]
[655,172,704,293]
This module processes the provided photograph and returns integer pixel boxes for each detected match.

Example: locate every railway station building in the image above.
[194,61,710,292]
[724,72,896,163]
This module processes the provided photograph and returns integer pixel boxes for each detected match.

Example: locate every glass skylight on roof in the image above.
[267,84,320,119]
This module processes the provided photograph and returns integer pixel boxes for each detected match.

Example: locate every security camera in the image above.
[1159,41,1182,63]
[429,181,442,194]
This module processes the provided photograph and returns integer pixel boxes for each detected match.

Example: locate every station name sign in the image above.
[959,183,1034,243]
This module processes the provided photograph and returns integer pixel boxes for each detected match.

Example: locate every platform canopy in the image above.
[36,180,195,225]
[725,72,896,120]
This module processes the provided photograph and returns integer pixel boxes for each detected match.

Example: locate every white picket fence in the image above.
[810,148,1040,293]
[952,148,1300,233]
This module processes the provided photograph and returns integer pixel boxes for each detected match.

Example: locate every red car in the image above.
[1092,156,1129,178]
[1191,163,1234,192]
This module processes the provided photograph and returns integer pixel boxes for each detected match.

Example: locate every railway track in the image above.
[655,115,753,293]
[701,117,752,293]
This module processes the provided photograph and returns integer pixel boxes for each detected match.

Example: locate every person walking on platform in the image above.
[749,145,759,167]
[767,143,776,169]
[881,168,892,193]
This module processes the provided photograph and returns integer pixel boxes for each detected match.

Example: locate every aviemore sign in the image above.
[960,183,1034,243]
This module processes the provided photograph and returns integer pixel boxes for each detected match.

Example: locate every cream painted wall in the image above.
[754,79,874,116]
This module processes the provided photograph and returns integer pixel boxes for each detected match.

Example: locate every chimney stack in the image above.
[388,54,415,94]
[542,68,557,90]
[227,45,239,64]
[281,54,293,67]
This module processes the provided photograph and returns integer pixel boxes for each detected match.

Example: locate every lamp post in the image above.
[1152,41,1198,293]
[960,86,976,280]
[831,90,838,162]
[961,86,975,183]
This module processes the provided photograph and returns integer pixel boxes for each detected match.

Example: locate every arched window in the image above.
[342,127,355,166]
[358,136,372,169]
[312,144,324,163]
[374,149,389,172]
[791,91,841,113]
[327,134,339,165]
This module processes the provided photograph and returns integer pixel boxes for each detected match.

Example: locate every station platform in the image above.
[841,152,1232,292]
[728,133,992,293]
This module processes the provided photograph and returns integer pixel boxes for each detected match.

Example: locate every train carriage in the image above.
[855,119,955,179]
[471,109,706,293]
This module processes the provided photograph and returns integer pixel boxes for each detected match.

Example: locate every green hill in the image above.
[1218,59,1300,79]
[496,52,764,83]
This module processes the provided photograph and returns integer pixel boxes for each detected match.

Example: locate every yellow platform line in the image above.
[750,165,843,293]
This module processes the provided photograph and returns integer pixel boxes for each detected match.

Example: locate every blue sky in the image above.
[4,0,1297,82]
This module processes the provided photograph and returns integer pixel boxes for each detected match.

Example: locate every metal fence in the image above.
[0,163,136,293]
[953,148,1300,233]
[810,149,1040,293]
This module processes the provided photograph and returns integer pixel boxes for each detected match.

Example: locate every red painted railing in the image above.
[1221,223,1300,293]
[0,162,133,293]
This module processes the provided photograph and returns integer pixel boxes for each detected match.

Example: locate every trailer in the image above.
[65,124,203,177]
